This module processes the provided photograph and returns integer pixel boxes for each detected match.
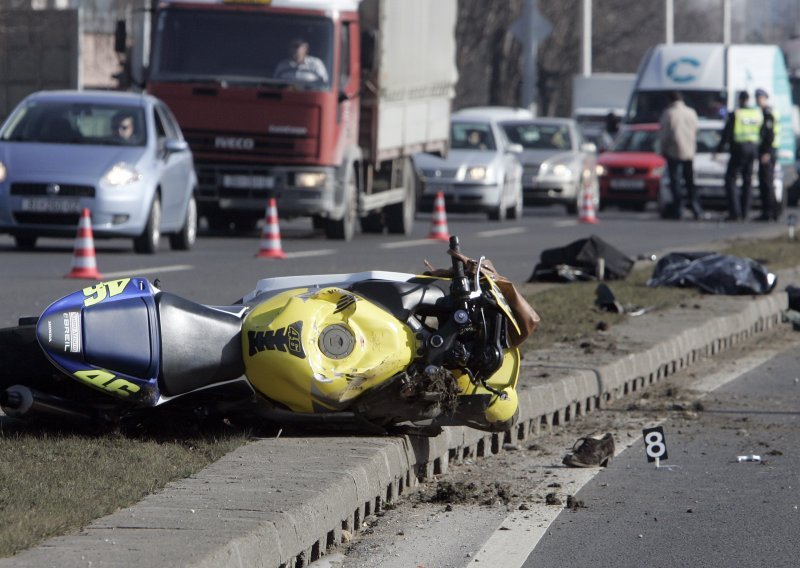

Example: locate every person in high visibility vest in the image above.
[755,88,780,221]
[714,91,763,221]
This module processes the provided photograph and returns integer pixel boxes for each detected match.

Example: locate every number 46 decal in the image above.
[74,369,140,397]
[82,278,131,307]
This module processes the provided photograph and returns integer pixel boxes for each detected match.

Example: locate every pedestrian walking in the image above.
[755,88,780,221]
[659,91,704,219]
[714,91,763,221]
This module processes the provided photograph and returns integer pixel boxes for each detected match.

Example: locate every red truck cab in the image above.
[146,0,362,235]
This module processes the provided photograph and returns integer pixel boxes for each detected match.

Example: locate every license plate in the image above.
[222,174,274,189]
[610,178,645,190]
[20,198,82,213]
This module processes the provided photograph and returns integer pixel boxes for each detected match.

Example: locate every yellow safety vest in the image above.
[772,108,781,149]
[733,107,763,144]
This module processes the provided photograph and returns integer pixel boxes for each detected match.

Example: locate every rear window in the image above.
[610,129,660,153]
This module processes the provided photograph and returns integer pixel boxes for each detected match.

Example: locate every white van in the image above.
[627,43,797,214]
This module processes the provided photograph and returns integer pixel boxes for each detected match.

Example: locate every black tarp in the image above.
[646,252,777,295]
[528,235,635,282]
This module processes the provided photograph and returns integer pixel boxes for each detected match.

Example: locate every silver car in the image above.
[501,117,598,215]
[0,90,197,253]
[414,107,525,221]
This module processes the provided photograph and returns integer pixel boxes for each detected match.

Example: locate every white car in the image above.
[659,119,783,218]
[414,107,525,221]
[500,117,598,215]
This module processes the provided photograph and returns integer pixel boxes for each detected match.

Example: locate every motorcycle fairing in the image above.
[243,286,416,413]
[36,278,161,404]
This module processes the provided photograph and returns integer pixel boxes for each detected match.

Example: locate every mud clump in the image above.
[422,481,515,506]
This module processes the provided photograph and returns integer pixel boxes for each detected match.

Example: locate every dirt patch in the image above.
[417,480,516,506]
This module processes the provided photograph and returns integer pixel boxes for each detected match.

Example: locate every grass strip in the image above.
[1,234,798,557]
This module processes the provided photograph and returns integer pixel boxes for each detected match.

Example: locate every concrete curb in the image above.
[0,283,791,568]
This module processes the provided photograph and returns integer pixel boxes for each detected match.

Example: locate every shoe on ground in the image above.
[562,433,615,468]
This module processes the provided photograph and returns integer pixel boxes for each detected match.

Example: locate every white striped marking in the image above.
[101,264,194,278]
[284,249,337,259]
[380,239,438,249]
[553,219,578,227]
[469,350,778,568]
[476,226,526,238]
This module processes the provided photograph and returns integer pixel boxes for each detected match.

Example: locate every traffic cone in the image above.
[256,197,287,259]
[428,191,450,241]
[65,208,103,279]
[578,184,599,225]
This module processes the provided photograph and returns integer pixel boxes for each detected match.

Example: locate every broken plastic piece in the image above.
[737,455,761,463]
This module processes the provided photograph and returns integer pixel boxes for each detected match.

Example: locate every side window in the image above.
[154,105,175,140]
[339,23,351,92]
[158,104,183,139]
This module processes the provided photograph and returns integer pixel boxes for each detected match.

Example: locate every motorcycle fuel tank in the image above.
[243,286,417,413]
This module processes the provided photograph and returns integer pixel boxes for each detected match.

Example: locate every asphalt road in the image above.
[526,341,800,568]
[0,205,786,326]
[331,331,800,568]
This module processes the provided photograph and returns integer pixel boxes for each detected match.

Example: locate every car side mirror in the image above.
[507,143,523,154]
[164,139,189,154]
[114,20,127,54]
[581,142,597,154]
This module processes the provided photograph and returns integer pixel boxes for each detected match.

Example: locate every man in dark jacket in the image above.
[714,91,763,221]
[755,88,779,221]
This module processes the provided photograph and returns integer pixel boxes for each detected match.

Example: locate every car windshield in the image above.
[451,122,496,151]
[502,122,572,150]
[610,129,660,153]
[150,9,334,92]
[0,101,147,146]
[696,128,722,153]
[627,90,727,123]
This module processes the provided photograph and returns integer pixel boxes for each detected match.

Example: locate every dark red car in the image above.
[597,123,665,211]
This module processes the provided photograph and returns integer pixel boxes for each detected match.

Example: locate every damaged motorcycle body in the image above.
[0,238,523,434]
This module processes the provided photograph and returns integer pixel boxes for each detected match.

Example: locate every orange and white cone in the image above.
[428,191,450,241]
[256,197,286,259]
[578,184,599,225]
[65,208,103,279]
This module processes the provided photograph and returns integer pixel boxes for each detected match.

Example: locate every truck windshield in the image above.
[150,9,334,91]
[627,90,727,123]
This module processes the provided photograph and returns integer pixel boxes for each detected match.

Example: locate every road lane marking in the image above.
[380,239,437,249]
[284,249,338,259]
[469,349,779,568]
[553,220,578,227]
[476,227,526,238]
[101,264,193,278]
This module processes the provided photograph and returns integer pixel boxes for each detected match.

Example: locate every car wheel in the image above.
[507,182,523,220]
[134,197,161,254]
[169,196,197,251]
[360,211,384,233]
[14,235,37,250]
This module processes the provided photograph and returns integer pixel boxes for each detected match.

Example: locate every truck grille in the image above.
[184,130,316,158]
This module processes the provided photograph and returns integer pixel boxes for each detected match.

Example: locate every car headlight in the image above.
[295,172,327,188]
[552,164,572,178]
[465,166,487,181]
[595,164,606,177]
[0,161,6,183]
[102,163,141,186]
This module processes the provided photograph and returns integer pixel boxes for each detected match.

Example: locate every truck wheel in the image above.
[169,196,197,251]
[325,173,357,241]
[386,158,417,234]
[134,197,161,254]
[14,235,37,250]
[360,211,385,234]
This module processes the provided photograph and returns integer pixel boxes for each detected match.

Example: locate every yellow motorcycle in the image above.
[1,236,536,435]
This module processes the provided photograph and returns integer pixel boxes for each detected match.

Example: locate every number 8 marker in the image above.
[642,426,668,462]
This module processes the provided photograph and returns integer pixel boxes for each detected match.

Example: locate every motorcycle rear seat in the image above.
[82,297,154,379]
[157,293,245,397]
[347,278,447,322]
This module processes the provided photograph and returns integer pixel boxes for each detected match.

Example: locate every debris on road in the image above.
[545,493,562,506]
[562,433,615,468]
[736,455,762,463]
[528,235,634,283]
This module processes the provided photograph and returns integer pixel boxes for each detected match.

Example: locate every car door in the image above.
[154,103,193,228]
